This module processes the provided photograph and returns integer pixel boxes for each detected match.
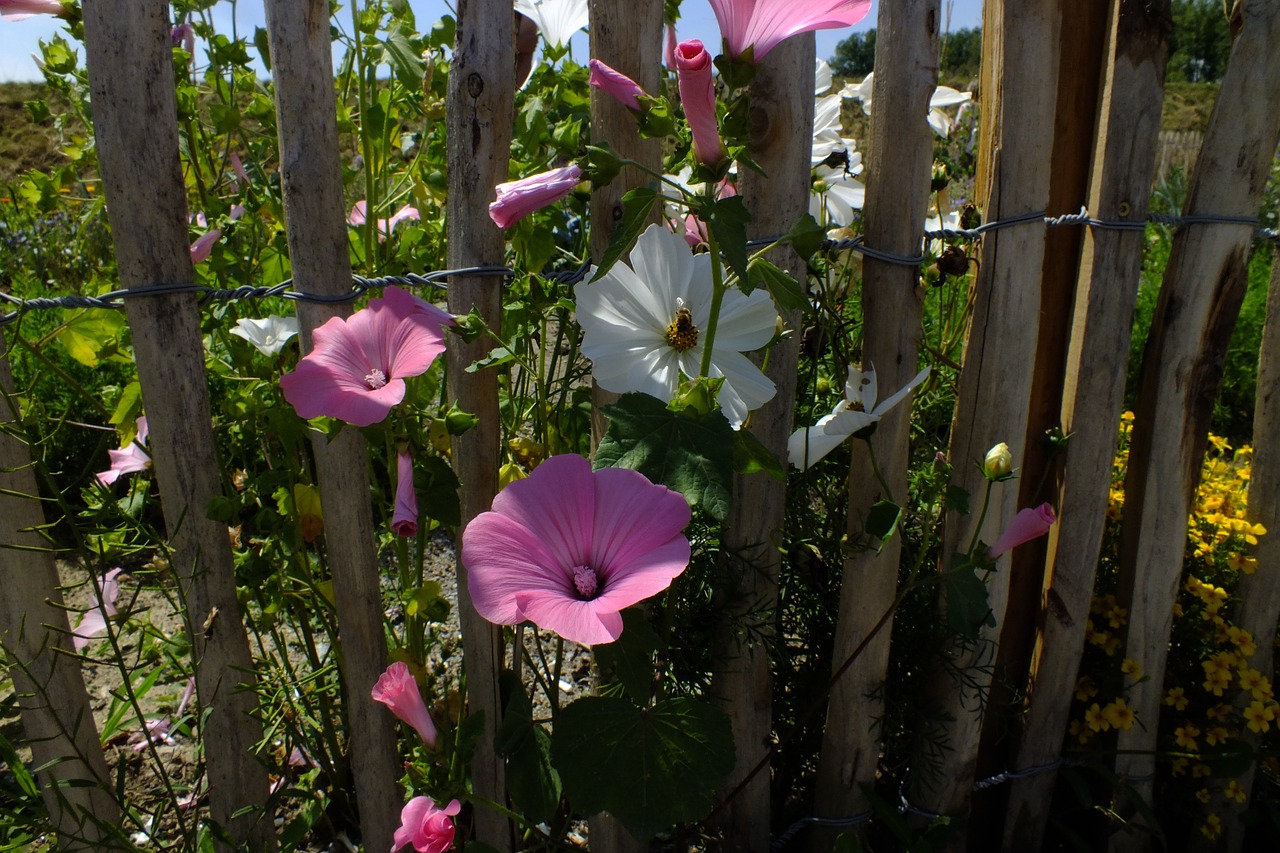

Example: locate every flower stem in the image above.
[698,226,728,379]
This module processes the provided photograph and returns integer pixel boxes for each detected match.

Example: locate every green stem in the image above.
[966,477,996,557]
[698,226,728,379]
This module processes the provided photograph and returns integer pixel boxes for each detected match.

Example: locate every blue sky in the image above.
[0,1,983,82]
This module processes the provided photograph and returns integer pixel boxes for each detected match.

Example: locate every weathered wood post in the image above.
[1111,2,1280,846]
[814,0,938,837]
[80,2,275,847]
[586,0,662,846]
[261,2,402,850]
[0,341,120,851]
[915,0,1062,825]
[1001,2,1170,848]
[447,0,515,846]
[710,31,813,853]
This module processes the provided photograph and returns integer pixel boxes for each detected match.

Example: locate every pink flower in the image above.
[97,416,151,486]
[372,662,438,749]
[392,450,418,538]
[170,23,195,56]
[348,201,421,241]
[675,41,724,167]
[674,178,736,248]
[280,286,452,427]
[989,503,1056,558]
[488,164,582,229]
[392,796,460,853]
[664,24,679,70]
[72,568,123,651]
[708,0,872,60]
[0,0,66,20]
[190,204,245,264]
[461,454,691,646]
[589,59,649,110]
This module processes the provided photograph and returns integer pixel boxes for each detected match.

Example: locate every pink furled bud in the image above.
[0,0,68,21]
[989,503,1056,558]
[371,661,438,749]
[190,205,244,264]
[664,24,678,70]
[488,164,582,229]
[170,23,195,56]
[675,40,724,167]
[392,450,418,537]
[708,0,872,61]
[589,59,649,111]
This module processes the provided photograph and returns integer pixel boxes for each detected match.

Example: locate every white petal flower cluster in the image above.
[575,225,779,429]
[840,71,972,138]
[788,364,930,470]
[812,59,865,227]
[515,0,589,49]
[230,315,300,356]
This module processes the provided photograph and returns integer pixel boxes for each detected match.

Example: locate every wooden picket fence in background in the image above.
[3,0,1280,851]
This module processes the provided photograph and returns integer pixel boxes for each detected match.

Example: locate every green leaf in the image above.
[865,500,902,545]
[592,186,661,281]
[496,672,561,823]
[596,393,734,521]
[418,454,461,528]
[786,213,826,262]
[466,346,515,374]
[552,696,735,839]
[58,311,127,367]
[0,731,39,799]
[944,562,993,641]
[593,609,661,702]
[383,26,425,87]
[732,429,785,480]
[704,195,751,285]
[585,143,622,188]
[746,257,808,311]
[945,484,971,514]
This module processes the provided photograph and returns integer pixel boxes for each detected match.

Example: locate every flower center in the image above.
[572,565,599,599]
[664,299,699,352]
[364,368,388,389]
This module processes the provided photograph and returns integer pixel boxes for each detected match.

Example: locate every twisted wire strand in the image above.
[2,209,1276,329]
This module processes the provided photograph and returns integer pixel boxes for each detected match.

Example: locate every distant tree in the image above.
[829,27,980,82]
[829,30,876,78]
[1167,0,1231,82]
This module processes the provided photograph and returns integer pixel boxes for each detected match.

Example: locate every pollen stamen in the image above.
[572,564,599,599]
[364,368,389,389]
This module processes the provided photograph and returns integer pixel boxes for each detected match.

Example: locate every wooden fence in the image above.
[2,0,1280,851]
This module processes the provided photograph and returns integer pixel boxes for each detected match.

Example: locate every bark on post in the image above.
[710,33,813,853]
[446,0,515,846]
[585,0,663,848]
[0,341,120,851]
[80,3,275,847]
[814,0,938,835]
[1111,2,1280,845]
[1001,3,1171,848]
[1219,245,1280,850]
[261,2,401,850]
[915,0,1061,823]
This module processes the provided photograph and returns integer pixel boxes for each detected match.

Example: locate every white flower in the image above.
[575,224,779,428]
[810,156,865,227]
[840,72,972,138]
[788,364,930,470]
[230,315,300,356]
[515,0,589,48]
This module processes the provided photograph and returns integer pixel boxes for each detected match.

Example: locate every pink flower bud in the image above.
[588,59,649,111]
[371,661,438,749]
[488,164,582,229]
[392,450,418,538]
[0,0,67,21]
[675,40,724,167]
[989,503,1056,558]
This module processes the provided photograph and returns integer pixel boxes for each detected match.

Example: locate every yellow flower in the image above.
[1120,658,1142,679]
[1069,720,1093,745]
[1225,780,1247,804]
[1074,677,1098,702]
[1107,605,1128,629]
[1089,629,1110,647]
[1200,814,1222,840]
[1195,787,1211,804]
[1238,666,1266,695]
[1174,723,1200,751]
[1203,669,1231,696]
[1228,552,1259,575]
[1206,703,1233,721]
[1103,699,1136,731]
[1192,763,1212,779]
[1244,701,1275,733]
[1228,626,1258,656]
[1084,703,1108,733]
[1165,687,1189,711]
[1171,758,1189,777]
[1104,636,1123,656]
[1205,726,1230,746]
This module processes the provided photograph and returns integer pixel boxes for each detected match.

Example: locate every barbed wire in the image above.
[2,208,1276,329]
[768,755,1151,850]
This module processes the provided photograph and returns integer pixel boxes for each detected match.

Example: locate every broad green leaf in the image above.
[496,672,561,823]
[58,310,127,367]
[466,346,515,373]
[786,213,826,263]
[732,429,785,480]
[865,500,902,545]
[945,484,971,514]
[746,257,808,311]
[596,393,734,521]
[383,26,425,87]
[704,195,751,285]
[593,609,662,702]
[944,561,993,641]
[592,186,661,281]
[552,696,735,838]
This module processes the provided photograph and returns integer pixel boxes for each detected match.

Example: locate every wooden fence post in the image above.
[446,0,515,846]
[814,0,938,838]
[710,32,813,853]
[1219,244,1280,850]
[915,0,1062,825]
[0,340,120,850]
[1001,2,1170,847]
[585,0,662,846]
[1111,1,1280,845]
[260,2,402,850]
[80,2,275,847]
